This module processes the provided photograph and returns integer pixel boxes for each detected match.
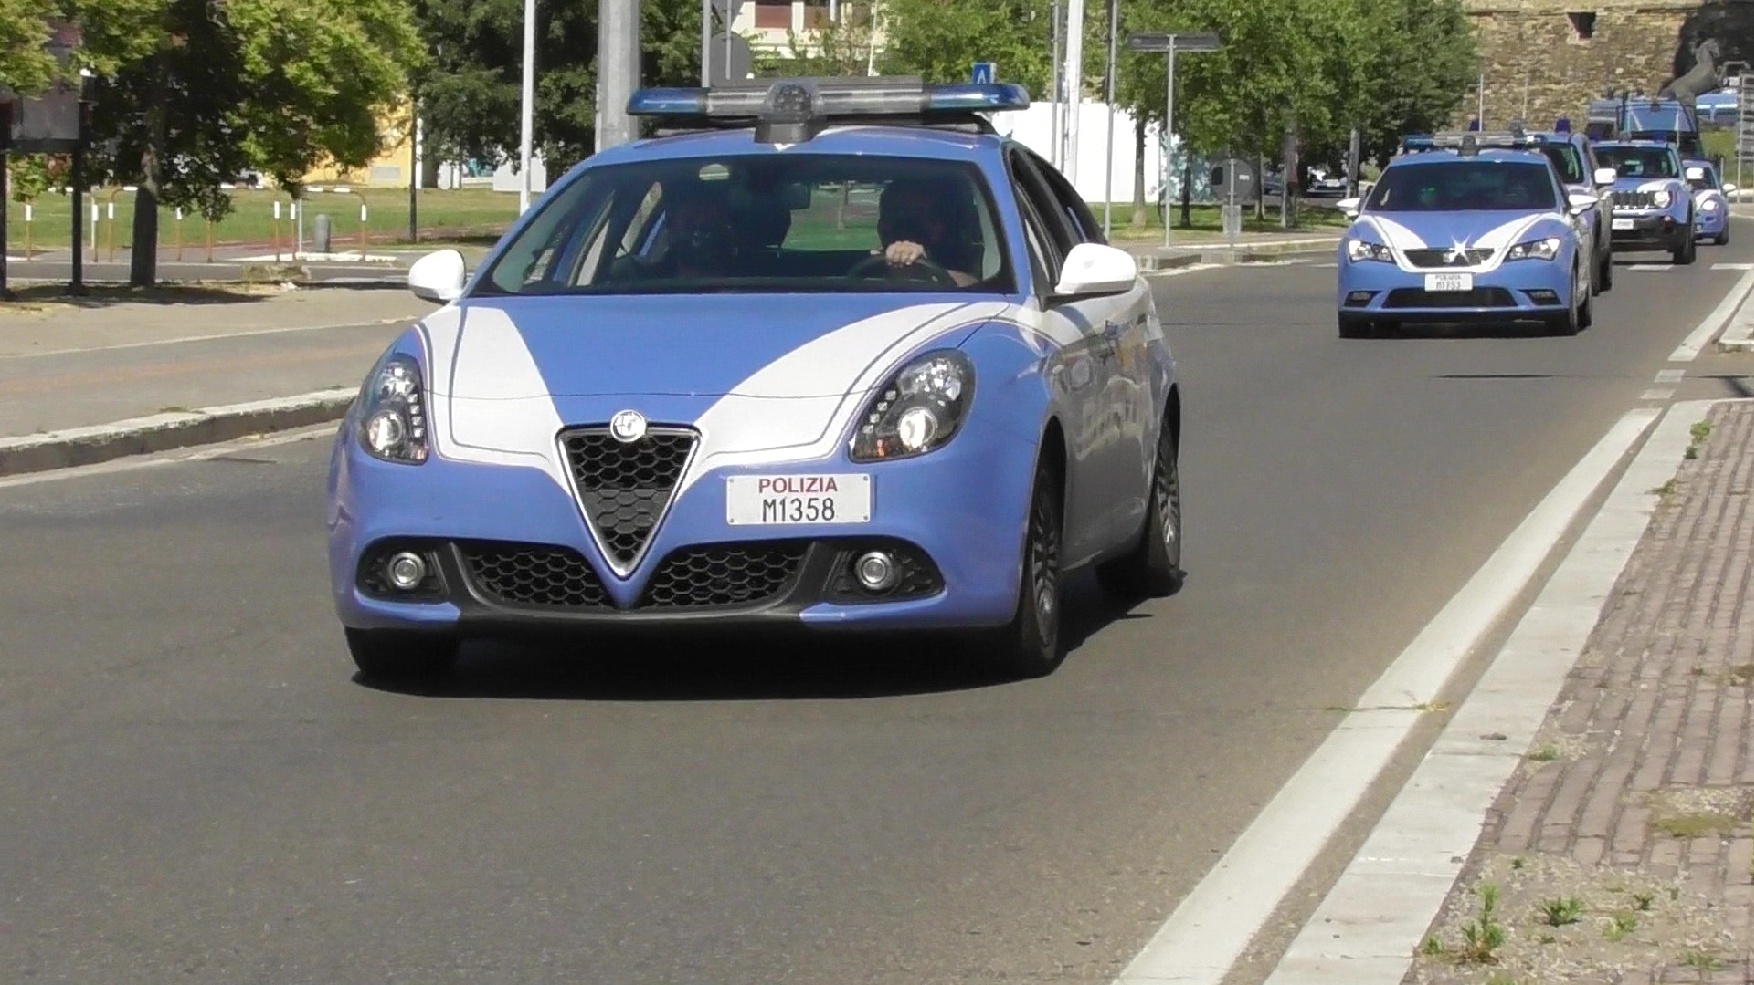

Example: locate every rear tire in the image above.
[345,628,459,682]
[1596,244,1613,292]
[982,459,1066,680]
[1096,422,1184,600]
[1717,228,1731,246]
[1578,284,1594,329]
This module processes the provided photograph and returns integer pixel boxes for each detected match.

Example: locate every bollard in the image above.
[22,203,32,260]
[313,212,332,254]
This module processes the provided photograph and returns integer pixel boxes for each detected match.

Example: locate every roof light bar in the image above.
[1421,131,1546,149]
[627,77,1031,142]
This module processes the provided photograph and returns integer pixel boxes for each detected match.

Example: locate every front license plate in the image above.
[1423,273,1473,292]
[726,474,872,525]
[1612,217,1635,230]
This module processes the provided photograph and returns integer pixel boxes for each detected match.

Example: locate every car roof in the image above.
[1387,149,1559,169]
[584,123,999,168]
[1594,139,1675,149]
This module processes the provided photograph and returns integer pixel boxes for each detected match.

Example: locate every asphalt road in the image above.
[4,232,1752,984]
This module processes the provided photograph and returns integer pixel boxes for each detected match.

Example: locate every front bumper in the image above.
[1337,256,1571,323]
[327,423,1036,637]
[1695,206,1728,237]
[1610,211,1689,249]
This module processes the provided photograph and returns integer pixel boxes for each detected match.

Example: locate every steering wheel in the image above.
[848,254,959,288]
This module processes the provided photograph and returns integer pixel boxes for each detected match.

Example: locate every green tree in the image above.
[68,0,423,286]
[1338,0,1478,164]
[0,0,63,96]
[876,0,1065,96]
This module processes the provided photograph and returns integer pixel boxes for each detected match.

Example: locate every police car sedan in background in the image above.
[1333,132,1598,338]
[328,77,1182,682]
[1685,158,1736,245]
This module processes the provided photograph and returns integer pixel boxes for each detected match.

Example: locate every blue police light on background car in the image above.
[330,75,1181,684]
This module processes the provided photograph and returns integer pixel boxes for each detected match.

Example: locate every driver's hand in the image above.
[885,240,926,266]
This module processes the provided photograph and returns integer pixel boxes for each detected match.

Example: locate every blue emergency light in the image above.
[627,77,1030,143]
[1555,116,1572,133]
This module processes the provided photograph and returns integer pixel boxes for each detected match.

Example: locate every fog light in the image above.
[386,552,428,591]
[853,551,898,592]
[1345,290,1373,306]
[1526,289,1560,305]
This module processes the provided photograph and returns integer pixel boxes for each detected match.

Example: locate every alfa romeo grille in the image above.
[638,542,810,608]
[461,543,611,608]
[1612,189,1656,209]
[1402,249,1492,268]
[560,427,697,573]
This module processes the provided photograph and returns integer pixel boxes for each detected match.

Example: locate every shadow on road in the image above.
[0,283,283,308]
[356,572,1160,702]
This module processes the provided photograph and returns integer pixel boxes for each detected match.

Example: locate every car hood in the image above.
[1610,177,1681,193]
[1353,210,1560,252]
[418,293,1012,400]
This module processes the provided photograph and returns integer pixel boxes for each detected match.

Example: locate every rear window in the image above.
[1366,161,1559,212]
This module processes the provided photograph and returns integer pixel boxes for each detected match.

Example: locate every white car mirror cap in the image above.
[408,249,468,304]
[1568,192,1599,212]
[1336,196,1361,217]
[1686,165,1707,180]
[1593,166,1618,186]
[1052,243,1139,298]
[1725,183,1740,195]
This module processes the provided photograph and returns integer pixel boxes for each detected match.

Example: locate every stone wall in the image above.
[1460,0,1754,130]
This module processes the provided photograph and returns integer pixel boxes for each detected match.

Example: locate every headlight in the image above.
[848,350,974,461]
[356,354,429,464]
[1505,237,1562,261]
[1652,189,1673,208]
[1346,238,1394,263]
[1703,198,1721,211]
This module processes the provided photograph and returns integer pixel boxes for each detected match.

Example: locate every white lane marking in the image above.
[1642,389,1676,401]
[1670,266,1754,361]
[0,315,420,360]
[1626,263,1673,271]
[1711,261,1754,270]
[1146,262,1222,278]
[1111,407,1659,985]
[1312,262,1338,269]
[1653,368,1685,384]
[0,425,331,491]
[1263,400,1702,985]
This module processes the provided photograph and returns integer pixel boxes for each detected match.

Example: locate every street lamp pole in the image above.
[518,0,537,214]
[1123,31,1221,248]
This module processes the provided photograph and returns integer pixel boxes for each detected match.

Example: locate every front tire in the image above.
[1673,224,1698,264]
[1097,423,1184,600]
[1548,265,1583,336]
[982,459,1066,680]
[345,628,459,682]
[1596,241,1613,292]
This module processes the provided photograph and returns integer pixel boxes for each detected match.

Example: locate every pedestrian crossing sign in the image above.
[971,62,996,85]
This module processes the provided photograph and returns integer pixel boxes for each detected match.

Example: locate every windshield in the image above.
[1539,145,1585,184]
[1596,146,1679,179]
[1365,160,1558,212]
[1686,165,1719,191]
[478,154,1012,296]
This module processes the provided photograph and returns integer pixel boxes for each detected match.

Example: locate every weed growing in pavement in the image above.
[1652,810,1739,838]
[1420,935,1446,957]
[1631,890,1655,911]
[1654,478,1682,498]
[1541,896,1585,927]
[1691,419,1714,445]
[1603,911,1638,942]
[1728,664,1754,687]
[1510,856,1526,870]
[1528,745,1561,763]
[1457,883,1507,964]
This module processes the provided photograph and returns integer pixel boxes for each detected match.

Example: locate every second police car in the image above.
[1335,131,1598,339]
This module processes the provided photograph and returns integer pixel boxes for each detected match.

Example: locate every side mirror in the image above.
[1685,165,1707,180]
[1051,242,1139,298]
[1593,166,1618,186]
[408,249,467,304]
[1567,191,1599,214]
[1336,196,1361,218]
[1725,183,1740,195]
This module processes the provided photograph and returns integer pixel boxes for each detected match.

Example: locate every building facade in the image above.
[1463,0,1754,130]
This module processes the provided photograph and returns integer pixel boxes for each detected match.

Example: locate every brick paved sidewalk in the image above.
[1410,400,1754,985]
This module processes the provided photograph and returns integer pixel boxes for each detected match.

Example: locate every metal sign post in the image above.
[1124,31,1221,247]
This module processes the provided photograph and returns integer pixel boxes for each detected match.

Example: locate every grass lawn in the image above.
[4,186,523,255]
[1089,201,1352,239]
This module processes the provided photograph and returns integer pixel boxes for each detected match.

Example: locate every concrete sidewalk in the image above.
[0,285,436,475]
[1113,228,1343,271]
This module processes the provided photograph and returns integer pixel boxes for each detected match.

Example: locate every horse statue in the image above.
[1659,37,1723,104]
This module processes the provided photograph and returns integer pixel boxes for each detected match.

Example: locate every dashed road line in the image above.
[1711,261,1754,271]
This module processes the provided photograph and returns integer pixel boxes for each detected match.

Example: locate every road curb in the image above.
[1134,253,1203,273]
[1133,240,1338,271]
[0,388,355,477]
[1716,279,1754,352]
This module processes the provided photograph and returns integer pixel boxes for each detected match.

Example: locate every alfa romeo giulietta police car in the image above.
[1334,132,1598,338]
[327,77,1182,682]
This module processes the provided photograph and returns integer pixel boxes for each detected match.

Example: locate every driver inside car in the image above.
[871,178,980,286]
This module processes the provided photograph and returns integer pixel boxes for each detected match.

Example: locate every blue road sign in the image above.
[971,62,996,85]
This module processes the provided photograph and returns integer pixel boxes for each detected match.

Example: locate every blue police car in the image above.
[1684,158,1735,245]
[1594,139,1697,263]
[327,77,1181,682]
[1335,132,1598,338]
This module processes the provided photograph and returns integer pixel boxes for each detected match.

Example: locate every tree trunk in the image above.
[420,125,442,189]
[130,56,169,288]
[1179,163,1192,229]
[1131,116,1147,230]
